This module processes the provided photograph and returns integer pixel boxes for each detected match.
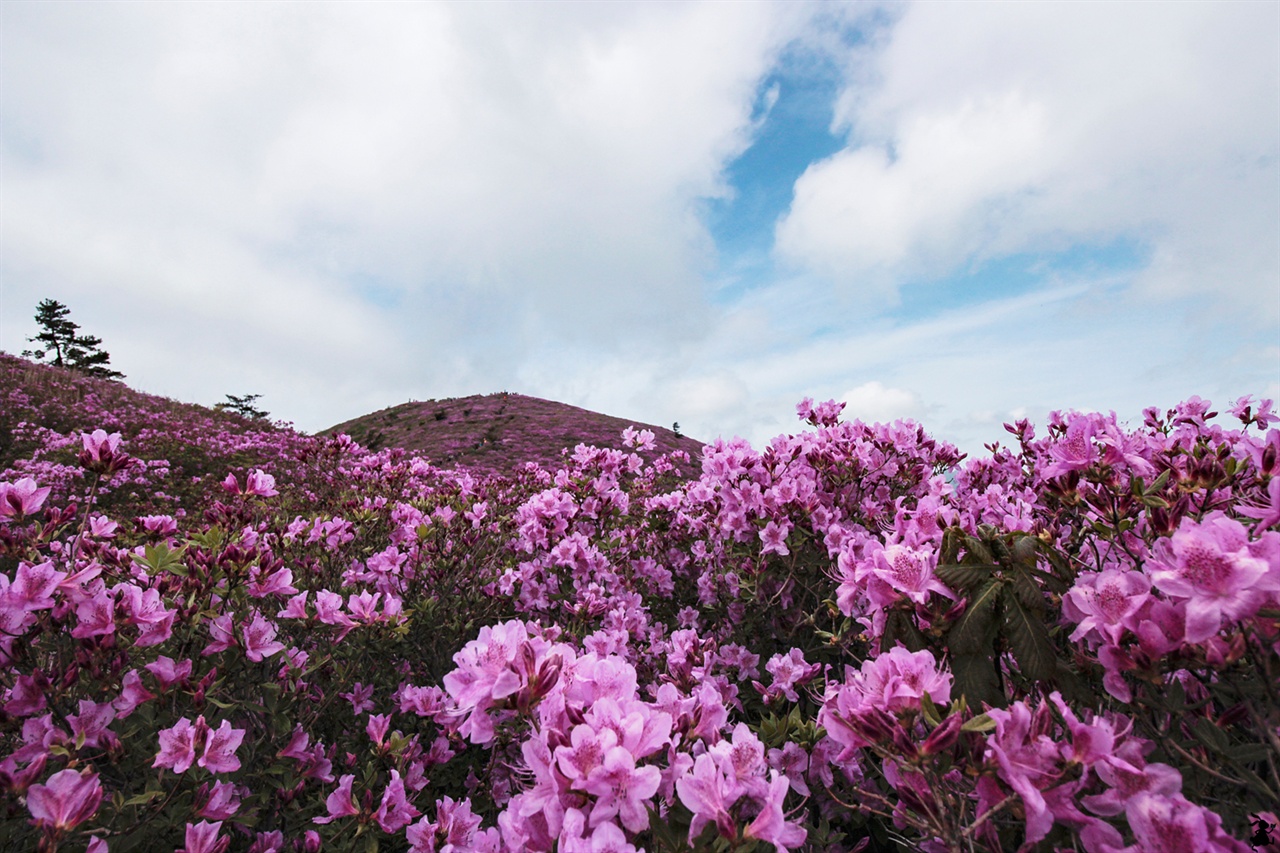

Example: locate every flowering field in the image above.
[2,353,1278,852]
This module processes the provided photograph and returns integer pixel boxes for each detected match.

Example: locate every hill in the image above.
[322,392,703,474]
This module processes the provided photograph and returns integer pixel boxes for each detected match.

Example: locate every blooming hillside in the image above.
[1,354,1278,853]
[323,393,702,476]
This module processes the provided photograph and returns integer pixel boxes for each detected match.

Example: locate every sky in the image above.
[2,0,1277,456]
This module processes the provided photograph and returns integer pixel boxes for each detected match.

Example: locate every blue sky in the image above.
[1,1,1277,455]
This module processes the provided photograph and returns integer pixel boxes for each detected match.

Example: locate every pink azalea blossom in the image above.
[373,769,421,833]
[241,612,285,662]
[1147,514,1275,642]
[199,720,245,774]
[314,774,360,824]
[584,744,661,832]
[177,820,229,853]
[26,768,103,831]
[0,477,51,521]
[154,717,202,773]
[198,781,243,820]
[743,772,807,852]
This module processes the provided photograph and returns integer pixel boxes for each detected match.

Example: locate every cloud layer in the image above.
[2,1,1275,455]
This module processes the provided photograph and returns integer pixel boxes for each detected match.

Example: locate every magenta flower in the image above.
[759,520,792,557]
[676,754,738,842]
[1063,569,1153,646]
[70,588,115,639]
[245,469,278,497]
[198,781,243,820]
[584,745,661,832]
[868,543,954,606]
[1125,792,1249,852]
[154,717,201,773]
[177,820,229,853]
[0,477,51,521]
[26,768,103,832]
[199,720,245,774]
[314,774,360,824]
[744,772,807,852]
[1147,514,1274,642]
[373,769,421,833]
[241,612,285,662]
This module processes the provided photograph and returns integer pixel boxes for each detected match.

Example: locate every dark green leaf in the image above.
[947,579,1003,655]
[951,652,1004,710]
[1227,742,1272,764]
[1004,595,1056,683]
[936,563,998,593]
[1191,717,1230,754]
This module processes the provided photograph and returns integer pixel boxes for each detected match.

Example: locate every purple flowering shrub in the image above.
[2,353,1278,852]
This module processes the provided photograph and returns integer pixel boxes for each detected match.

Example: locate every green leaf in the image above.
[961,712,998,733]
[951,652,1004,710]
[131,542,188,577]
[1004,594,1056,683]
[1191,717,1230,754]
[122,789,165,807]
[947,579,1003,655]
[1227,742,1272,764]
[936,563,999,593]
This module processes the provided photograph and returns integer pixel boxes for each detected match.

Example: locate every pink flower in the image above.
[584,745,661,832]
[199,720,245,774]
[242,612,285,662]
[1125,792,1250,852]
[71,588,115,639]
[744,772,807,852]
[1063,569,1153,646]
[202,613,237,655]
[0,477,51,521]
[759,520,792,557]
[245,469,278,497]
[67,699,118,749]
[676,754,738,842]
[177,820,229,853]
[1240,476,1280,530]
[868,544,954,606]
[1147,514,1274,642]
[145,656,192,690]
[314,775,360,824]
[373,770,421,833]
[154,717,202,773]
[198,781,243,820]
[26,768,103,831]
[78,429,129,474]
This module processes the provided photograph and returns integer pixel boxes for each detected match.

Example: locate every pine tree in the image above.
[216,393,270,420]
[22,299,125,380]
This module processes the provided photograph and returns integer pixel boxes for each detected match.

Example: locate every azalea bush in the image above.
[1,354,1278,852]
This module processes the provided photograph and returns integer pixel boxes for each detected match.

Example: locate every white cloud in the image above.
[840,381,926,425]
[0,1,807,426]
[776,1,1280,322]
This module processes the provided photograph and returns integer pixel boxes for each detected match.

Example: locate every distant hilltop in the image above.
[321,392,703,475]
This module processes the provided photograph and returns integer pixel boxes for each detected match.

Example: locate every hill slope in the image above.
[323,393,703,474]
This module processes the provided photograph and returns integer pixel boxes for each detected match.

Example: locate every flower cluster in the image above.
[0,351,1276,852]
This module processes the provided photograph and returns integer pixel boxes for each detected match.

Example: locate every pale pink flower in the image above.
[584,745,661,832]
[1147,514,1274,642]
